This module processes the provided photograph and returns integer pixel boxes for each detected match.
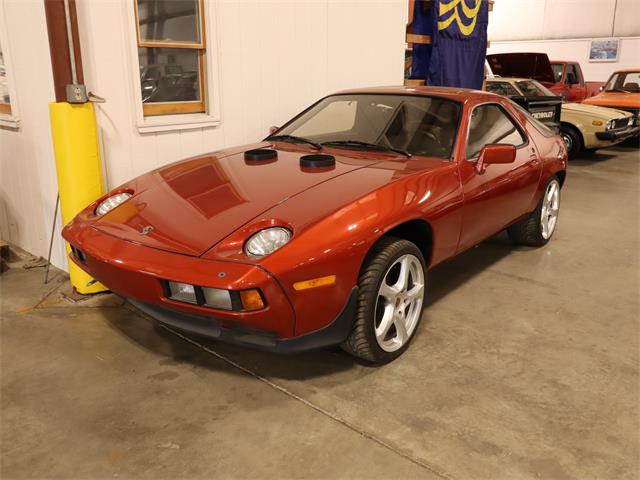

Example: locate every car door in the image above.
[566,64,586,102]
[456,101,542,252]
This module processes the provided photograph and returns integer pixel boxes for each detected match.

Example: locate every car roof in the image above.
[332,85,499,102]
[613,69,640,74]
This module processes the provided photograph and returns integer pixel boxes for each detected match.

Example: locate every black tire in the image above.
[508,176,561,247]
[560,125,582,159]
[342,237,426,365]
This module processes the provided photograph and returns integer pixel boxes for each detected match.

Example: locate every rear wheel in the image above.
[560,125,582,159]
[342,238,426,365]
[508,176,561,247]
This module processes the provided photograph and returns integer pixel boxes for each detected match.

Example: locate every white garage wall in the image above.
[0,0,67,270]
[76,0,406,189]
[488,0,639,41]
[0,0,407,271]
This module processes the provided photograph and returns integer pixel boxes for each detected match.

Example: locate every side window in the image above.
[551,64,564,83]
[0,37,11,115]
[565,64,581,85]
[466,104,526,160]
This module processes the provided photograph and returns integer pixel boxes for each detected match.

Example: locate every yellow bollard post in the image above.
[49,102,108,294]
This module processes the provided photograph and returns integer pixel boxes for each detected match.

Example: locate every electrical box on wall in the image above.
[65,84,88,104]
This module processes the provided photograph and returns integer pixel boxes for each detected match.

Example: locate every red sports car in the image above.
[63,87,567,364]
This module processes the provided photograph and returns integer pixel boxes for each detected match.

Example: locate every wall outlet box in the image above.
[66,84,88,104]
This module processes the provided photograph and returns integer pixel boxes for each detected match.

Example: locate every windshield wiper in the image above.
[266,134,322,150]
[321,140,411,158]
[606,88,631,93]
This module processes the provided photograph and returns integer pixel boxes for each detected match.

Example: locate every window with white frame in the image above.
[0,37,11,116]
[134,0,206,116]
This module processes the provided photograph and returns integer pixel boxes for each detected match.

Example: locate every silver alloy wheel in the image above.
[374,254,425,352]
[561,132,573,152]
[541,179,560,240]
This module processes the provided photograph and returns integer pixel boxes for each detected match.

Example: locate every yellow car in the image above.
[486,77,637,158]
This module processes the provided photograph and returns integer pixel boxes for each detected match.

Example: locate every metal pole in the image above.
[44,194,60,285]
[62,0,78,85]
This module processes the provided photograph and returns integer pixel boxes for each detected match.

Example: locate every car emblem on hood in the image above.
[139,226,154,235]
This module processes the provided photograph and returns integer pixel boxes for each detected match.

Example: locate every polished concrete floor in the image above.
[1,141,638,479]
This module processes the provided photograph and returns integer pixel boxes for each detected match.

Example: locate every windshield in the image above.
[515,80,557,97]
[551,64,564,83]
[604,72,640,92]
[274,94,461,159]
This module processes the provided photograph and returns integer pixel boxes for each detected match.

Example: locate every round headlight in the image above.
[245,227,291,257]
[95,192,132,216]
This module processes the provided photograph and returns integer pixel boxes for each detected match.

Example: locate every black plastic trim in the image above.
[129,286,358,355]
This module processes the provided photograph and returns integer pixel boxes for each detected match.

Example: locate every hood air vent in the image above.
[300,154,336,168]
[244,149,277,161]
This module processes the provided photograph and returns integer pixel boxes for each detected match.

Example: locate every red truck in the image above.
[550,60,604,102]
[487,53,604,102]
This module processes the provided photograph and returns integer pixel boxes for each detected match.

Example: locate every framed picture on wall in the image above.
[589,39,620,62]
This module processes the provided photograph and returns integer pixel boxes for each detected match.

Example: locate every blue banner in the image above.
[427,0,489,90]
[409,1,435,80]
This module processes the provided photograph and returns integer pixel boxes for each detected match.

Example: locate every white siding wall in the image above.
[488,0,639,42]
[76,0,407,190]
[0,0,66,269]
[0,0,407,271]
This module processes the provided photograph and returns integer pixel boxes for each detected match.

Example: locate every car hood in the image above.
[93,143,383,256]
[487,53,556,84]
[562,102,632,119]
[583,92,640,109]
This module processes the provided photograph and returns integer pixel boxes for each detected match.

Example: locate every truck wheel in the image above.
[508,176,561,247]
[342,237,426,365]
[560,126,582,159]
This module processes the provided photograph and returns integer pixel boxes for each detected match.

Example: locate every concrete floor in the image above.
[1,141,638,479]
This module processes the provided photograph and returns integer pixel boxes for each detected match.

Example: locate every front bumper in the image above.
[64,223,299,338]
[130,286,357,354]
[63,223,356,352]
[596,125,639,141]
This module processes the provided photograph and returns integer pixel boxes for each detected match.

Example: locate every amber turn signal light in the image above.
[240,289,265,311]
[293,275,336,291]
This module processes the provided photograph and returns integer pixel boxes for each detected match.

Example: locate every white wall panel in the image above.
[487,0,546,42]
[73,0,406,191]
[0,0,65,269]
[614,0,640,37]
[490,0,639,41]
[541,0,617,40]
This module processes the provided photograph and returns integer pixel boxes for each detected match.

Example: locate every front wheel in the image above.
[342,238,426,365]
[560,126,582,159]
[508,176,561,247]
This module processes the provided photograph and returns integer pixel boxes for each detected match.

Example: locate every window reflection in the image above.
[137,0,201,44]
[0,39,10,109]
[139,47,200,103]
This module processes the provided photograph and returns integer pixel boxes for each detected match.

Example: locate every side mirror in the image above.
[269,126,279,135]
[476,144,516,174]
